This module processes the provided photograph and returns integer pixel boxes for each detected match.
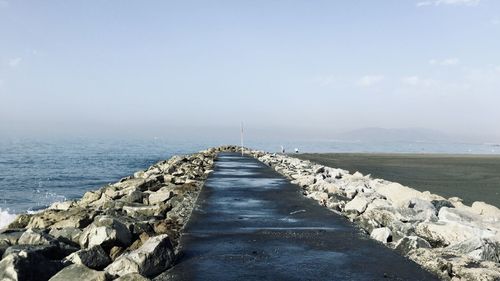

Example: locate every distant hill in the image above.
[336,127,454,143]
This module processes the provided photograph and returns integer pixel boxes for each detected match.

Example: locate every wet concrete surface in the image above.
[156,153,439,281]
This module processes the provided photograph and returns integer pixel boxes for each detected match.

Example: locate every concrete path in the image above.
[157,153,438,281]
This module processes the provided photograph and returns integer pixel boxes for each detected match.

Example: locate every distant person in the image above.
[281,145,285,154]
[295,148,299,153]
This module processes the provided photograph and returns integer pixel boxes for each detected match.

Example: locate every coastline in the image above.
[0,147,221,280]
[1,146,499,280]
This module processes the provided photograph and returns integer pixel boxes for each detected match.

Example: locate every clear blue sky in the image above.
[1,0,499,140]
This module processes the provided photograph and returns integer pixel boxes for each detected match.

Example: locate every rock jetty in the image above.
[1,145,499,281]
[238,147,499,281]
[0,148,219,281]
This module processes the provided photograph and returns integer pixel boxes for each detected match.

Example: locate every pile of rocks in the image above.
[0,148,218,281]
[242,147,500,281]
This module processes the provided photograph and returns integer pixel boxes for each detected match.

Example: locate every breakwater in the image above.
[0,146,499,281]
[0,148,218,280]
[244,147,500,281]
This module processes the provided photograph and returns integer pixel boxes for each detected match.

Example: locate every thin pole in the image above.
[240,122,244,156]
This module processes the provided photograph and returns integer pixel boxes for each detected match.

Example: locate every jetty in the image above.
[158,153,436,280]
[0,146,499,281]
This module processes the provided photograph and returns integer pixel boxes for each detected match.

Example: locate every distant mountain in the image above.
[336,127,454,143]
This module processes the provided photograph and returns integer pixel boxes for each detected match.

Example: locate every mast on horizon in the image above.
[240,122,244,156]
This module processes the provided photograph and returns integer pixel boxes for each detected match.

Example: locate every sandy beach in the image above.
[296,153,500,208]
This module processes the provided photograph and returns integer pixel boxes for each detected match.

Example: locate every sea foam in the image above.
[0,208,17,229]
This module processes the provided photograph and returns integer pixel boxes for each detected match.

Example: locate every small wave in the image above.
[27,207,46,214]
[0,208,17,229]
[32,189,67,210]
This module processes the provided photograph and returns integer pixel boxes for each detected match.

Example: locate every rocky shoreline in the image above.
[1,145,499,281]
[0,148,221,281]
[238,147,500,281]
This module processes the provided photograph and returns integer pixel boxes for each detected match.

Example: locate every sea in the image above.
[1,137,499,228]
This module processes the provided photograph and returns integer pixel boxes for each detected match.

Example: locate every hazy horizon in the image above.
[1,0,500,142]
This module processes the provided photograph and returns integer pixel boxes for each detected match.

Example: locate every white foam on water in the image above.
[26,209,44,215]
[0,208,17,229]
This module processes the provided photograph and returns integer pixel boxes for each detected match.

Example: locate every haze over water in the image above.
[1,0,500,142]
[1,1,500,226]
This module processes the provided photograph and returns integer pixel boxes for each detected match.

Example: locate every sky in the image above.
[1,0,499,141]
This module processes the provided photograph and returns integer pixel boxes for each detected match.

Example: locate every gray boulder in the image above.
[430,199,454,213]
[26,208,95,229]
[120,190,144,203]
[48,264,107,281]
[394,207,436,223]
[113,178,158,193]
[394,236,431,255]
[105,234,174,278]
[122,205,163,218]
[0,250,64,281]
[18,229,55,246]
[49,227,83,245]
[79,216,132,249]
[407,198,438,219]
[446,237,500,263]
[64,245,111,270]
[3,244,58,260]
[4,242,77,261]
[0,230,24,246]
[16,229,78,258]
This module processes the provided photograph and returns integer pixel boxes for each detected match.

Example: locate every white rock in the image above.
[324,167,347,178]
[415,221,495,247]
[105,234,174,277]
[294,175,315,187]
[352,171,364,178]
[307,191,328,205]
[49,201,76,211]
[439,207,479,224]
[471,202,500,222]
[420,191,446,201]
[438,207,499,232]
[375,182,424,207]
[344,186,358,199]
[365,198,393,212]
[344,196,369,214]
[370,227,392,243]
[325,183,340,194]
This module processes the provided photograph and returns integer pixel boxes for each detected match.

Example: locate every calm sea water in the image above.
[1,137,499,228]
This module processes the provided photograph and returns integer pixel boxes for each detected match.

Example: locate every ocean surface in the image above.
[1,137,499,228]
